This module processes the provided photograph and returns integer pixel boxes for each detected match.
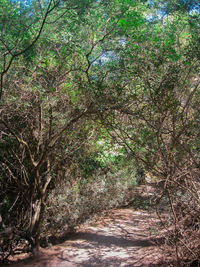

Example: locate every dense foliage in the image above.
[0,0,199,265]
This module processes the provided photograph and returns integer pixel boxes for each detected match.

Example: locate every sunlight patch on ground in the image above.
[4,208,173,267]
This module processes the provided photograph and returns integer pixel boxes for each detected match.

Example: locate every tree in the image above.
[0,0,126,251]
[0,0,199,263]
[96,3,200,263]
[0,0,96,99]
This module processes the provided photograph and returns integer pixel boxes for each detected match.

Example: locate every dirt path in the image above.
[4,208,173,267]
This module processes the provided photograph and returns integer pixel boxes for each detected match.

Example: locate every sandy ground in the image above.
[2,208,173,267]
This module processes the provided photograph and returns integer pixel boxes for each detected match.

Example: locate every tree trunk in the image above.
[30,195,46,251]
[29,162,52,251]
[33,199,45,251]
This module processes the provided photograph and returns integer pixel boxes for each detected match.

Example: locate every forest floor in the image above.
[3,204,174,267]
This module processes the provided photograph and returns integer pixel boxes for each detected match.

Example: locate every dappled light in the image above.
[2,208,172,267]
[0,0,199,266]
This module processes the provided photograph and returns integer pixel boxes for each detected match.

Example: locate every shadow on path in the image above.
[69,232,154,248]
[1,208,173,267]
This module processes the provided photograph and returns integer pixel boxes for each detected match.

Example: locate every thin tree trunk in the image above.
[30,160,52,251]
[33,198,45,251]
